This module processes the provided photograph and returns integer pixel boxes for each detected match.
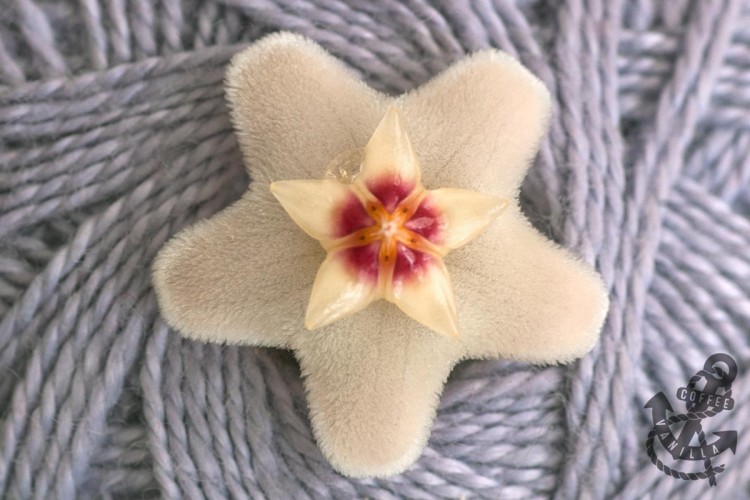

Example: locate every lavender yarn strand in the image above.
[1,1,750,498]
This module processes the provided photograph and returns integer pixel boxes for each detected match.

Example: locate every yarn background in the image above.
[1,0,749,498]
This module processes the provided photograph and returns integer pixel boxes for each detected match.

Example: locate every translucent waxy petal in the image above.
[306,249,381,330]
[389,256,460,338]
[416,188,508,250]
[271,179,369,245]
[357,107,421,204]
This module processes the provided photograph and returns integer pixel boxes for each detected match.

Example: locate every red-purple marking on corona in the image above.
[270,106,507,338]
[332,175,442,288]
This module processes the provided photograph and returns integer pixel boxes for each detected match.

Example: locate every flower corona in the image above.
[271,107,508,338]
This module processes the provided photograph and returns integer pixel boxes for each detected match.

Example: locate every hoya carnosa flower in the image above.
[271,107,507,338]
[152,33,609,478]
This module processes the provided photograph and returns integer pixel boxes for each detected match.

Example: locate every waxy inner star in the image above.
[271,107,507,338]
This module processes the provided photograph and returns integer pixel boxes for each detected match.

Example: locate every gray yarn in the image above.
[1,0,749,498]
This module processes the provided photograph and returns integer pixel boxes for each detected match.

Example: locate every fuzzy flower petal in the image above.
[225,33,386,183]
[152,187,322,348]
[293,303,462,478]
[152,32,609,478]
[399,50,551,197]
[450,208,609,364]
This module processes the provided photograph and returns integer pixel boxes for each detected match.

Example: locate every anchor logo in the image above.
[644,353,738,486]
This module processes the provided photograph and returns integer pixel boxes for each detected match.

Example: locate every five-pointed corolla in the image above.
[152,33,609,478]
[271,107,506,338]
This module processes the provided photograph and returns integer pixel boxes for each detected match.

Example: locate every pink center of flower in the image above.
[333,176,442,287]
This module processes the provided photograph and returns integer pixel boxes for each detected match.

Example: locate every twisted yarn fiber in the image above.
[1,0,750,498]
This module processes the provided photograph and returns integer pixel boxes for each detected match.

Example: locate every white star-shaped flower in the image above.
[152,33,609,478]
